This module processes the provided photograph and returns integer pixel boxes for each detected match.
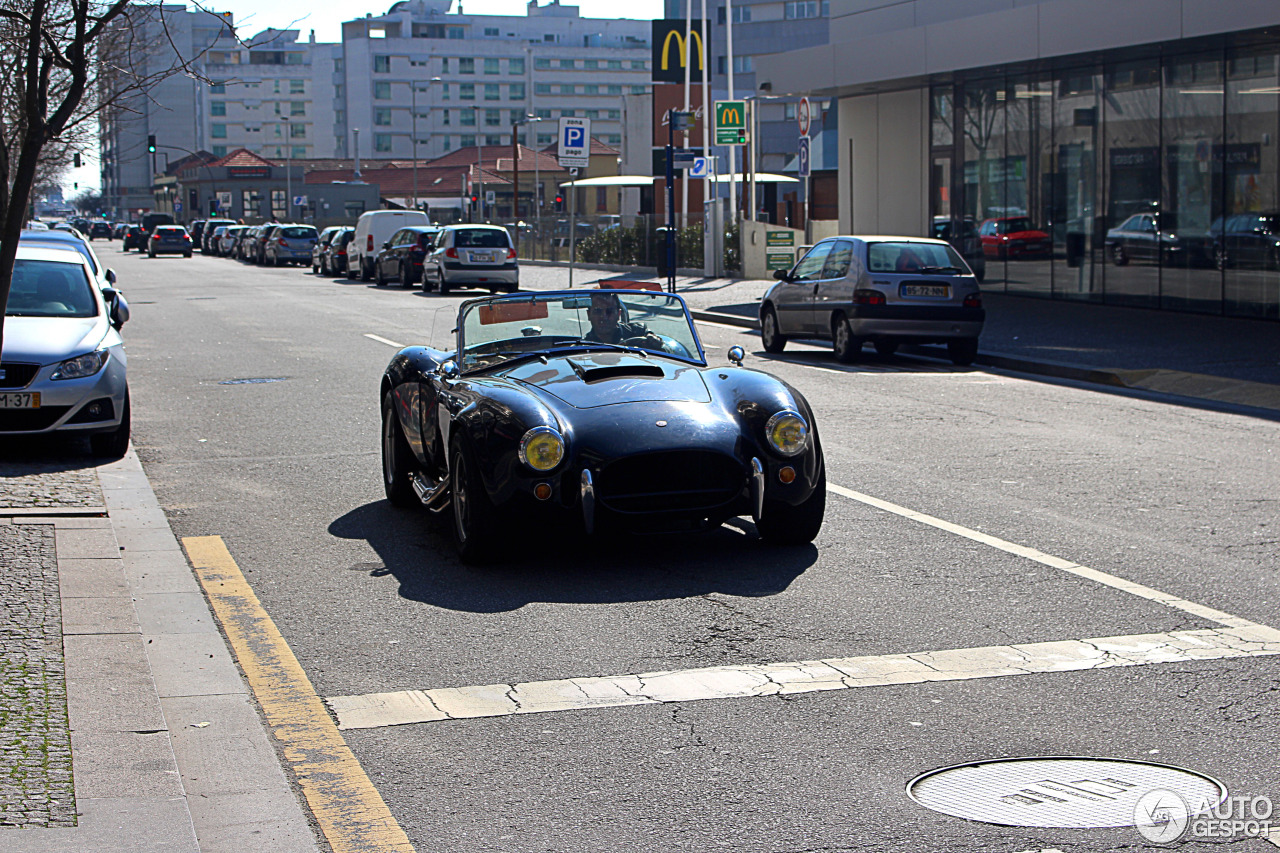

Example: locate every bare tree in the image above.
[0,0,232,355]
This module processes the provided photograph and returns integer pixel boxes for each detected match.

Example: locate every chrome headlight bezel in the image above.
[51,350,108,381]
[764,410,809,457]
[518,426,565,472]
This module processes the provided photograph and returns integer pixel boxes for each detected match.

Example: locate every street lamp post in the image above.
[474,106,484,222]
[352,128,362,181]
[282,116,292,221]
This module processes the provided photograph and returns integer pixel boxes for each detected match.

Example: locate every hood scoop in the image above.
[571,361,665,383]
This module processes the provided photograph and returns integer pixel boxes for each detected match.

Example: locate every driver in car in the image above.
[584,292,664,348]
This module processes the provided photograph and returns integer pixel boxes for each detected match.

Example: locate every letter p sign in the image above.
[565,126,584,149]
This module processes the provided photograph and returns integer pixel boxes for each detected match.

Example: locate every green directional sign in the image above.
[715,100,747,146]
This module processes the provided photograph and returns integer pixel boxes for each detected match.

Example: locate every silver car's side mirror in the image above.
[438,360,460,380]
[727,345,745,366]
[105,269,117,284]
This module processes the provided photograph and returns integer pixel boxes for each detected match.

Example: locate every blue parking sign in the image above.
[564,126,584,149]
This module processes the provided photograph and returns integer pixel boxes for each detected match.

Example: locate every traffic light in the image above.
[73,153,81,168]
[554,194,564,211]
[147,135,156,154]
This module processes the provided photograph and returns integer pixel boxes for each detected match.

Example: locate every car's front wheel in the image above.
[757,461,825,545]
[449,437,500,563]
[832,314,862,363]
[89,394,130,459]
[761,307,787,353]
[382,393,417,507]
[1111,244,1128,266]
[374,261,387,286]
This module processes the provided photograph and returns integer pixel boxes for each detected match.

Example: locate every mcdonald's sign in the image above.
[651,19,707,84]
[715,100,747,145]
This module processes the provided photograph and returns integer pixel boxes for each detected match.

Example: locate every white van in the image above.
[348,210,431,280]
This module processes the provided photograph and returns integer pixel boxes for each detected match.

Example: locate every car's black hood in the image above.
[501,351,711,409]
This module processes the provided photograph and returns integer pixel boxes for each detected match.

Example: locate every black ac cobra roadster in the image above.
[380,289,825,561]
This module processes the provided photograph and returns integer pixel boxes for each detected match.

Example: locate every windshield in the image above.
[5,260,98,318]
[996,218,1035,233]
[458,290,703,372]
[866,242,968,273]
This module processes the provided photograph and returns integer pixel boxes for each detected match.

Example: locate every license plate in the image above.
[0,392,40,409]
[901,284,949,297]
[471,251,494,263]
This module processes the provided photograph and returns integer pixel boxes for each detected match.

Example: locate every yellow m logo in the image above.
[720,108,741,125]
[660,29,703,72]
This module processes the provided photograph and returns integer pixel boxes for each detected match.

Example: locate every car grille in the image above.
[0,362,39,389]
[596,451,745,514]
[0,407,70,432]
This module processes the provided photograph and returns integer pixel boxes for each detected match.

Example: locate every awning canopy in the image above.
[711,173,799,183]
[559,173,799,187]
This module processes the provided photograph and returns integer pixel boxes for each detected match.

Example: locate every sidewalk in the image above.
[0,449,318,853]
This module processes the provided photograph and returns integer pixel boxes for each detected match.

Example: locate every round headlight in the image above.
[765,410,809,457]
[519,426,564,472]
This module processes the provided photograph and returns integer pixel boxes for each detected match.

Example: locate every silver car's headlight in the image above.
[519,426,564,472]
[765,410,809,457]
[51,350,108,381]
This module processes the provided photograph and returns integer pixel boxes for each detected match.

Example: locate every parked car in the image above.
[1104,212,1210,267]
[1,245,130,457]
[1207,211,1280,270]
[262,224,319,266]
[20,228,118,292]
[379,289,826,562]
[349,210,431,280]
[978,217,1052,260]
[147,225,193,257]
[88,221,113,240]
[248,225,276,265]
[122,225,148,252]
[111,222,129,239]
[188,220,207,247]
[320,227,355,277]
[375,225,440,287]
[311,226,344,273]
[422,224,518,294]
[202,218,237,254]
[236,225,261,262]
[931,216,986,283]
[760,235,984,365]
[217,226,244,257]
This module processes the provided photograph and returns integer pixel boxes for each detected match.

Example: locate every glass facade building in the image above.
[930,44,1280,320]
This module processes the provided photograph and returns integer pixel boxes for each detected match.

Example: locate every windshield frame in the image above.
[455,290,706,375]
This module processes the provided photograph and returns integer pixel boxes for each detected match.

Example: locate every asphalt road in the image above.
[107,245,1280,852]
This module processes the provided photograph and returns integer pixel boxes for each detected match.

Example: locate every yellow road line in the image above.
[183,535,414,853]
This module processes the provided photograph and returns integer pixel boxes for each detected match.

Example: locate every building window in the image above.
[333,58,343,72]
[485,108,501,126]
[559,59,574,69]
[585,109,599,119]
[210,82,226,94]
[510,82,525,100]
[607,134,621,145]
[212,145,227,156]
[607,60,622,70]
[290,79,305,94]
[584,84,599,95]
[461,109,475,126]
[442,109,451,125]
[784,0,827,18]
[459,57,475,74]
[441,82,450,100]
[484,58,500,74]
[535,82,552,95]
[630,60,645,70]
[461,134,476,147]
[374,108,392,126]
[212,123,227,138]
[607,109,620,119]
[442,137,451,151]
[344,200,366,218]
[509,57,524,74]
[441,57,449,72]
[584,59,599,69]
[290,101,305,116]
[561,109,575,117]
[290,122,306,138]
[536,132,554,145]
[559,83,574,95]
[271,189,287,218]
[509,109,523,124]
[374,81,391,99]
[373,55,390,73]
[460,82,475,100]
[536,108,552,118]
[630,86,646,94]
[292,146,306,158]
[485,134,502,145]
[242,189,261,216]
[596,187,607,211]
[485,83,500,100]
[607,85,622,95]
[375,134,392,152]
[534,58,551,69]
[211,101,226,116]
[447,26,464,39]
[484,27,498,36]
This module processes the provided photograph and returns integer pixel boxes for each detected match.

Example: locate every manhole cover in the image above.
[217,377,287,385]
[908,757,1225,830]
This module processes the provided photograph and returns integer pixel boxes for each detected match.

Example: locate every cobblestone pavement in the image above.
[0,461,102,510]
[0,523,75,828]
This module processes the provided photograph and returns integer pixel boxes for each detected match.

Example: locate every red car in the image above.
[979,217,1052,260]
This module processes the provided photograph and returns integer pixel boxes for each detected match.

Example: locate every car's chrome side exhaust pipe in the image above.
[411,472,451,513]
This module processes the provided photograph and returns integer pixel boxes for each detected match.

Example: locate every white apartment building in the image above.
[337,0,652,161]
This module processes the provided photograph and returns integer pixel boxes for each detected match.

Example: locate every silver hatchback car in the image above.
[422,224,518,294]
[760,235,985,365]
[1,246,131,456]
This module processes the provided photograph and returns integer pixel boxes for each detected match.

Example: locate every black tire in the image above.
[757,460,825,545]
[89,394,130,459]
[1214,245,1229,271]
[948,337,979,366]
[874,340,899,358]
[1111,244,1128,266]
[438,273,450,295]
[375,261,386,286]
[400,262,413,288]
[184,252,192,258]
[449,436,500,563]
[148,248,155,258]
[760,307,787,353]
[832,314,862,363]
[360,258,373,282]
[420,265,434,293]
[381,393,417,507]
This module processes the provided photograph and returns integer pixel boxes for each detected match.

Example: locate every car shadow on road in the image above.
[328,500,817,613]
[0,436,108,473]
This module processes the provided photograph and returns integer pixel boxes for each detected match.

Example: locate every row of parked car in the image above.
[188,210,521,294]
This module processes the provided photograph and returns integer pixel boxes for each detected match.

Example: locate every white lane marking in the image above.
[825,485,1255,629]
[327,624,1280,729]
[695,320,756,331]
[365,333,404,348]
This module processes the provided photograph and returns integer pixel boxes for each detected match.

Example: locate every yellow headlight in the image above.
[765,411,808,457]
[519,427,564,471]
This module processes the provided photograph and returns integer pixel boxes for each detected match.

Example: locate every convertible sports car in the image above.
[380,289,826,561]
